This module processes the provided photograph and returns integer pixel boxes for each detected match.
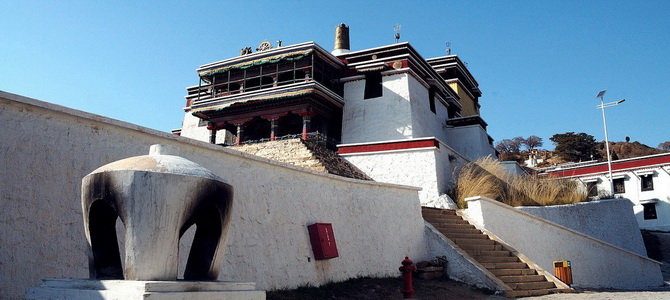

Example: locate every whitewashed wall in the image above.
[180,113,233,144]
[581,168,670,231]
[517,199,648,256]
[341,139,466,209]
[341,74,413,143]
[407,75,450,143]
[444,125,496,161]
[463,196,663,289]
[0,91,442,299]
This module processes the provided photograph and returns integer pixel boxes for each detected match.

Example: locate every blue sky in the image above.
[2,1,668,150]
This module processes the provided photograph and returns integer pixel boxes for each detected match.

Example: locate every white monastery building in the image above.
[178,24,497,207]
[1,24,665,299]
[544,153,670,231]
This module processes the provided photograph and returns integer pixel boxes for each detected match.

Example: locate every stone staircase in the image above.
[232,138,371,180]
[422,207,572,298]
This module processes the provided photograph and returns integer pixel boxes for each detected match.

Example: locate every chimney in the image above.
[332,23,350,55]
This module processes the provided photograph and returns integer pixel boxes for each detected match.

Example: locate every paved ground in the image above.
[527,289,670,299]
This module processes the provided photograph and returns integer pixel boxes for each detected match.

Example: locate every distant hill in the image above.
[599,141,667,160]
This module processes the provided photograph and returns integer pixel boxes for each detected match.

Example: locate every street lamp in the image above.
[596,90,625,197]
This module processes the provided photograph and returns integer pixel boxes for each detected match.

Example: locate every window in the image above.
[428,86,436,114]
[586,182,598,197]
[643,203,657,220]
[641,174,654,191]
[364,71,383,99]
[613,178,625,194]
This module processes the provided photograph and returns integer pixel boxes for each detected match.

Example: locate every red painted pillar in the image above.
[270,118,278,141]
[301,114,311,140]
[399,257,415,299]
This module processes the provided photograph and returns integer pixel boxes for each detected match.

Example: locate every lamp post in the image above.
[595,90,625,197]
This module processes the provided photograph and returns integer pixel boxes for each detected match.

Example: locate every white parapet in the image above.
[463,196,664,289]
[26,278,265,300]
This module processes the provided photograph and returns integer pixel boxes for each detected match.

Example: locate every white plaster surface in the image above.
[26,278,265,300]
[444,125,496,161]
[342,138,465,208]
[573,166,670,232]
[407,75,450,143]
[179,113,231,144]
[341,74,414,143]
[517,199,648,256]
[0,91,491,299]
[463,196,663,289]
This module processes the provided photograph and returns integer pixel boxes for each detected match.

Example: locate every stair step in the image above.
[423,214,463,220]
[457,243,504,251]
[507,281,555,290]
[421,208,457,215]
[452,238,496,245]
[466,250,512,257]
[422,208,567,296]
[431,222,475,230]
[428,218,472,226]
[481,262,528,269]
[447,227,482,234]
[505,289,550,298]
[444,233,490,240]
[472,256,519,263]
[489,269,537,276]
[499,275,547,283]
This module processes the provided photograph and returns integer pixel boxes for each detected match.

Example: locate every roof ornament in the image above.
[257,40,273,52]
[394,24,401,43]
[446,42,451,55]
[276,40,282,47]
[240,47,252,56]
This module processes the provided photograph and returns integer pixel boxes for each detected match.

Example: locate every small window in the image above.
[364,72,383,99]
[613,178,625,194]
[643,203,657,220]
[586,182,598,197]
[428,86,436,114]
[641,174,654,191]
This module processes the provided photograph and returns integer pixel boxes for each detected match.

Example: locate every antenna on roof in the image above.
[394,24,401,43]
[446,42,451,55]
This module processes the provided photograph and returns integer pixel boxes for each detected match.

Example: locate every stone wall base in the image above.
[26,278,266,300]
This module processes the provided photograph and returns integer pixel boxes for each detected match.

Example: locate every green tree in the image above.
[550,132,600,162]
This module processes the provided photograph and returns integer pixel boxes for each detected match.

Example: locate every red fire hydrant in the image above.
[399,256,416,299]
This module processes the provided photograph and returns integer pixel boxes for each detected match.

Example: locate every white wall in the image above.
[583,168,670,231]
[444,125,496,161]
[341,139,466,209]
[517,199,648,256]
[407,75,449,143]
[341,74,413,143]
[463,196,663,289]
[180,113,233,144]
[0,91,440,299]
[342,147,440,206]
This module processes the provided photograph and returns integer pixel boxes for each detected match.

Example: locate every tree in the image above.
[495,137,524,161]
[659,141,670,151]
[550,132,600,162]
[522,135,543,151]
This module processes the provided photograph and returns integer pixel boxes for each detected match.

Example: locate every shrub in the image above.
[454,157,587,208]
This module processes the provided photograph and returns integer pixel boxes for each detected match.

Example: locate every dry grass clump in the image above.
[455,156,587,208]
